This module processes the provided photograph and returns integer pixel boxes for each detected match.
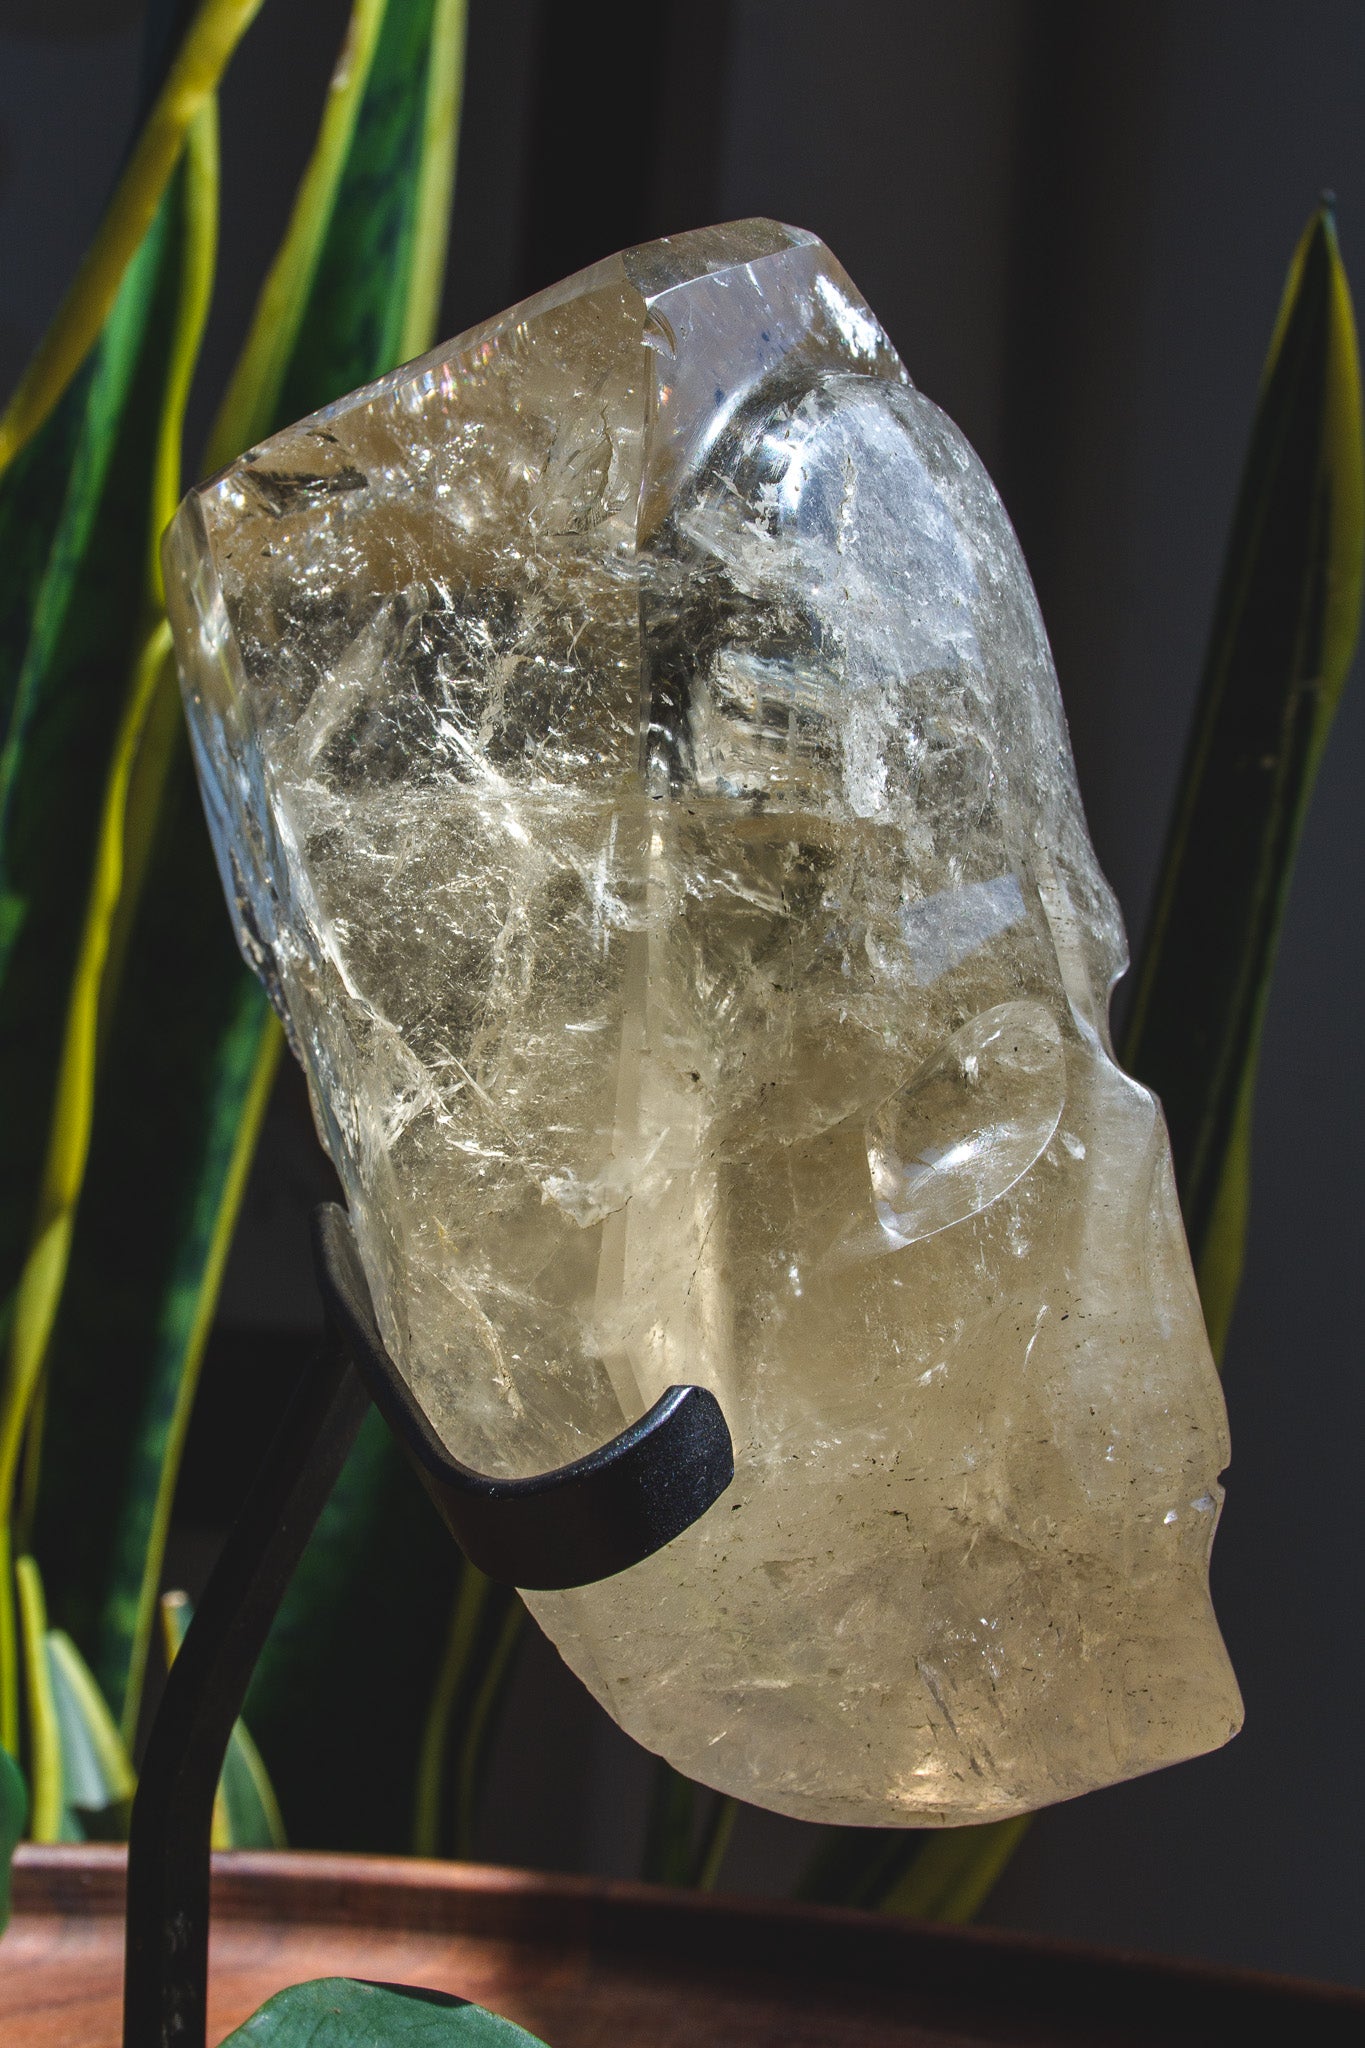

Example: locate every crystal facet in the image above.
[165,221,1242,1825]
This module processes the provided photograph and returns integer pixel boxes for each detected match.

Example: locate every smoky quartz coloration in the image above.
[165,221,1242,1825]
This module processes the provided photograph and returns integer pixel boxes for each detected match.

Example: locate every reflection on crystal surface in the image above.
[164,220,1241,1825]
[867,1000,1066,1248]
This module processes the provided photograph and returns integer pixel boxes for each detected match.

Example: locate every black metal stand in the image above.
[122,1204,733,2048]
[121,1278,368,2048]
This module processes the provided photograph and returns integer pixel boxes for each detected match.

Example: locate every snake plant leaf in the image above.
[232,4,478,1852]
[449,1595,523,1859]
[0,0,265,477]
[0,179,188,1326]
[0,75,218,1761]
[220,1979,549,2048]
[412,1566,522,1860]
[642,1762,700,1888]
[9,131,217,1758]
[795,1815,1027,1921]
[272,0,467,431]
[876,1817,1030,1922]
[245,1409,462,1853]
[0,1743,24,1934]
[640,1769,736,1892]
[206,0,466,467]
[794,202,1364,1926]
[30,0,469,1757]
[44,1628,136,1837]
[1123,201,1364,1358]
[793,1826,912,1911]
[216,1712,288,1852]
[13,1558,136,1842]
[34,845,276,1726]
[161,1591,285,1850]
[14,1555,75,1842]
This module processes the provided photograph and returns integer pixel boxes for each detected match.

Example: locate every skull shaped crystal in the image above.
[164,221,1242,1825]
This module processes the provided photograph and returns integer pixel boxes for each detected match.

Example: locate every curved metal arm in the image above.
[124,1204,733,2046]
[312,1203,734,1589]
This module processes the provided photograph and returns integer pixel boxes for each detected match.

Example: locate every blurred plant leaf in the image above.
[412,1567,522,1860]
[203,0,388,471]
[230,0,476,1849]
[0,0,263,476]
[0,181,203,1330]
[207,0,466,467]
[45,1628,137,1838]
[7,0,382,1748]
[270,0,468,433]
[220,1978,549,2047]
[15,1560,136,1843]
[4,101,219,1749]
[794,200,1364,1926]
[692,1793,737,1892]
[641,1766,737,1892]
[878,1817,1029,1921]
[14,1556,68,1841]
[0,1743,25,1933]
[31,0,468,1762]
[642,1764,698,1889]
[793,1826,911,1911]
[796,1816,1026,1920]
[1124,200,1364,1357]
[246,1409,462,1852]
[161,1591,285,1849]
[451,1597,522,1859]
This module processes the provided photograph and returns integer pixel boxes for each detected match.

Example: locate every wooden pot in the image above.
[3,1843,1360,2045]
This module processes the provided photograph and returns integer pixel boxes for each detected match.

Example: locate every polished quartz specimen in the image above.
[164,220,1242,1825]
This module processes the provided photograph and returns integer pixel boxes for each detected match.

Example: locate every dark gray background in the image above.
[2,0,1360,1988]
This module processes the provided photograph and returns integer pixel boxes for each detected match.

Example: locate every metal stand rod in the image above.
[122,1318,370,2048]
[121,1204,732,2046]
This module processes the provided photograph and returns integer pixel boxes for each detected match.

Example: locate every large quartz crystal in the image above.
[164,221,1242,1825]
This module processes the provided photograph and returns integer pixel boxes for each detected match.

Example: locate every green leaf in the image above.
[34,923,277,1730]
[642,1762,698,1887]
[206,0,467,469]
[15,1561,137,1844]
[271,0,468,432]
[1123,201,1365,1359]
[793,1827,917,1911]
[412,1568,522,1859]
[0,202,182,1306]
[246,1410,461,1852]
[878,1817,1030,1922]
[128,5,466,1770]
[229,2,478,1848]
[639,1766,737,1893]
[160,1591,285,1850]
[30,0,469,1757]
[217,1713,288,1853]
[44,1628,136,1834]
[0,1744,25,1934]
[0,0,264,474]
[15,1555,71,1841]
[220,1979,549,2047]
[0,102,219,1751]
[795,1816,1027,1921]
[448,1594,522,1860]
[202,0,389,469]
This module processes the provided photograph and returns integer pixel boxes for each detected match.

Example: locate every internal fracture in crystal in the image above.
[165,220,1242,1825]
